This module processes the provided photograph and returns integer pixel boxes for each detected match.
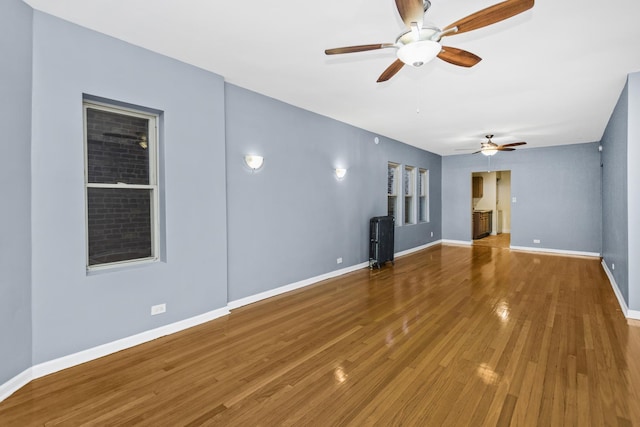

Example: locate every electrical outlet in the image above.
[612,264,615,270]
[337,257,343,264]
[430,232,433,237]
[151,303,166,315]
[533,239,541,244]
[512,197,517,203]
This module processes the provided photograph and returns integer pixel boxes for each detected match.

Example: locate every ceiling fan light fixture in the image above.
[397,40,441,67]
[481,148,498,156]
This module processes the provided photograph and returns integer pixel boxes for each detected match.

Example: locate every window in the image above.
[84,101,159,269]
[418,169,429,222]
[387,162,400,222]
[404,166,416,224]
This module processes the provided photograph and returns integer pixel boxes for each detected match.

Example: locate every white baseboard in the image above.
[441,239,472,246]
[509,245,600,258]
[395,240,442,258]
[228,261,369,310]
[601,260,640,321]
[229,242,444,310]
[0,368,33,404]
[0,307,229,404]
[0,242,452,404]
[31,307,230,380]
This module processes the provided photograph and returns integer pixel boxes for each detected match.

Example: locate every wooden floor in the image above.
[2,244,640,426]
[474,233,511,249]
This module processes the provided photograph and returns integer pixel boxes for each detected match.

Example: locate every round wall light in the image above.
[244,155,264,170]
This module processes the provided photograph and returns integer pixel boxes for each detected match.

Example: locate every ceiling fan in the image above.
[325,0,534,82]
[459,134,526,155]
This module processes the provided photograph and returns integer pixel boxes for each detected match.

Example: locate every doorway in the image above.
[471,170,511,249]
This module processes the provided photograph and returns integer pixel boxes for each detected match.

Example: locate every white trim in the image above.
[1,245,447,403]
[0,307,230,403]
[0,368,33,403]
[31,306,229,383]
[509,246,600,258]
[229,242,445,311]
[441,239,472,246]
[601,260,640,320]
[228,262,369,310]
[395,239,442,258]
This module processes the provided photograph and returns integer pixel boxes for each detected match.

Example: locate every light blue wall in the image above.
[4,0,626,391]
[628,73,640,310]
[225,84,441,301]
[386,136,442,252]
[30,12,228,363]
[26,10,442,364]
[601,80,629,304]
[0,0,33,384]
[443,143,602,254]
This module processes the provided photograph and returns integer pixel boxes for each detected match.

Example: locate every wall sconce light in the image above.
[335,168,347,179]
[244,155,264,171]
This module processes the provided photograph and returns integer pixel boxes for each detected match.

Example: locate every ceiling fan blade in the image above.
[377,59,405,83]
[472,150,482,154]
[437,46,482,67]
[325,44,394,55]
[395,0,425,29]
[442,0,534,36]
[500,142,527,147]
[497,147,516,151]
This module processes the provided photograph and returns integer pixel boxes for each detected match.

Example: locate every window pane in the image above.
[87,188,152,265]
[405,196,413,224]
[86,108,150,185]
[404,168,410,195]
[387,165,397,195]
[388,196,396,219]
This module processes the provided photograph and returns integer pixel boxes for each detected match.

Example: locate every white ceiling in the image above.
[24,0,640,155]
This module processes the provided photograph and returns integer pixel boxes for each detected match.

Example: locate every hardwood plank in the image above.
[0,244,639,425]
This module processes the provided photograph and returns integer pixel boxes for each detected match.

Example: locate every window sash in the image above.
[403,166,415,224]
[83,101,159,270]
[86,187,155,266]
[418,169,429,223]
[388,163,399,196]
[404,167,414,197]
[388,162,400,224]
[404,196,414,224]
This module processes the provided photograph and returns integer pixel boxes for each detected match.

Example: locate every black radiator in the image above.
[369,216,394,269]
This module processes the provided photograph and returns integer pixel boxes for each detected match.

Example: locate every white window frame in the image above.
[419,168,429,223]
[83,101,160,271]
[388,162,401,225]
[404,165,416,225]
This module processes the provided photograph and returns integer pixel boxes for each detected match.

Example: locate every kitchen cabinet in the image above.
[472,176,483,198]
[473,210,492,239]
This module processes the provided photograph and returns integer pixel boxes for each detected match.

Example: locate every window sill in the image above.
[87,257,160,276]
